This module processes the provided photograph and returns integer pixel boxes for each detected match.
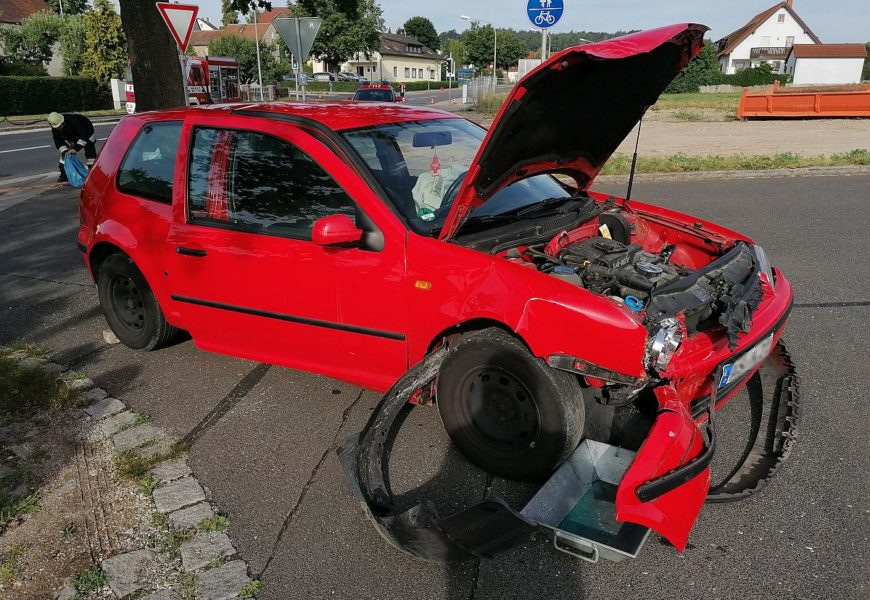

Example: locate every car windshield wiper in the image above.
[514,195,582,217]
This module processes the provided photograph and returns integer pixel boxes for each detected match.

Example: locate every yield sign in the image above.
[273,17,323,65]
[155,2,199,53]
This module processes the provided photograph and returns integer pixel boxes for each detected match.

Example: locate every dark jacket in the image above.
[52,113,95,154]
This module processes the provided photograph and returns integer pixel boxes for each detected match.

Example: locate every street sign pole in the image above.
[274,17,322,104]
[295,19,305,102]
[527,0,563,61]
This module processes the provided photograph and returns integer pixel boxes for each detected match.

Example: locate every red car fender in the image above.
[616,386,710,551]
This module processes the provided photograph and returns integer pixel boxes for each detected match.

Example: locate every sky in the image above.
[190,0,869,43]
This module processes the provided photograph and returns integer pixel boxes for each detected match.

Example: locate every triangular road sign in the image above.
[273,17,322,65]
[156,2,199,53]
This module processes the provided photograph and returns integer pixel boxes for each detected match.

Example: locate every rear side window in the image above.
[187,127,356,240]
[117,121,182,203]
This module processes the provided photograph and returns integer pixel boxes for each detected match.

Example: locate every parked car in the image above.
[338,71,361,82]
[351,83,398,102]
[79,24,797,563]
[312,72,335,82]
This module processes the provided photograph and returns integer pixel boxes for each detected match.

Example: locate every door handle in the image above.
[176,247,208,257]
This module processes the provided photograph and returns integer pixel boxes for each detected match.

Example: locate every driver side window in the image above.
[187,127,356,240]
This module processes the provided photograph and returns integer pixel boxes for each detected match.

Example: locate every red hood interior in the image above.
[439,23,708,241]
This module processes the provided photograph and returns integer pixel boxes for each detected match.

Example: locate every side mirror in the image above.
[312,214,363,247]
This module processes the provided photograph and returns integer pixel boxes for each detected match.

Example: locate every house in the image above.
[785,44,868,85]
[338,33,441,82]
[716,0,821,74]
[0,0,47,29]
[189,8,293,57]
[193,17,219,32]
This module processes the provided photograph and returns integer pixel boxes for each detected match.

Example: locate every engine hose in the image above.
[706,341,800,502]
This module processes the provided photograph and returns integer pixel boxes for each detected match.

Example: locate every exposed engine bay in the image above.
[500,206,765,350]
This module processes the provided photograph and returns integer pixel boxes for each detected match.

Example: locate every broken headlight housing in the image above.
[646,318,683,372]
[753,245,775,289]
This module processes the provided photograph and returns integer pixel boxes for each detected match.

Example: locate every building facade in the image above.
[785,44,867,85]
[716,1,820,74]
[340,33,441,82]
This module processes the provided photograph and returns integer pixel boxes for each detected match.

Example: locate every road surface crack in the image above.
[257,388,365,578]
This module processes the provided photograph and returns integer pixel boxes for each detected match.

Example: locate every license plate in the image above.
[718,333,774,389]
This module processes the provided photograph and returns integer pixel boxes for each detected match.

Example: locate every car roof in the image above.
[358,83,391,89]
[130,102,459,132]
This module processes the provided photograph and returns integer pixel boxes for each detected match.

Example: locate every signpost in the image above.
[155,2,199,106]
[273,17,323,102]
[526,0,564,60]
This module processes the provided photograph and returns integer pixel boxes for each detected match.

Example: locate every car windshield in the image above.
[353,89,394,102]
[341,118,572,236]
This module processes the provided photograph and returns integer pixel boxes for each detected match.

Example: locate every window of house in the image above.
[393,66,398,77]
[786,36,794,47]
[404,67,410,77]
[778,13,785,23]
[187,127,356,240]
[117,121,182,204]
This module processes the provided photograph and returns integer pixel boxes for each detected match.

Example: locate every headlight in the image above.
[754,244,775,289]
[646,318,683,372]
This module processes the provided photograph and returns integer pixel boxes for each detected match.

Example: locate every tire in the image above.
[96,253,178,351]
[436,328,585,480]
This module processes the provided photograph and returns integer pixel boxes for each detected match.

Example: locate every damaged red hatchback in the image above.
[79,24,798,563]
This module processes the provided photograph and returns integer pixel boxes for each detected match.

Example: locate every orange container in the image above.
[737,81,870,119]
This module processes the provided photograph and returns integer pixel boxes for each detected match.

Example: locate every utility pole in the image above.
[253,9,264,100]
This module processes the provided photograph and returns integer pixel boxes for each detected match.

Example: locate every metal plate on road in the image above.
[527,0,564,29]
[273,17,322,66]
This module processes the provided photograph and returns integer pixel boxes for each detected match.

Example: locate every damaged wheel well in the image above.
[426,318,528,355]
[89,242,127,279]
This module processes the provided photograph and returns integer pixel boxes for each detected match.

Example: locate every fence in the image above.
[464,76,498,105]
[239,84,279,102]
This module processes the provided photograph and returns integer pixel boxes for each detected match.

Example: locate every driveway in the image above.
[0,174,867,599]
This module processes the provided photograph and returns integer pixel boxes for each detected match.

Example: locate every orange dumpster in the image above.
[737,80,870,119]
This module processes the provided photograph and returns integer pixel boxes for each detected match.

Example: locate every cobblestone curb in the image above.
[0,347,259,599]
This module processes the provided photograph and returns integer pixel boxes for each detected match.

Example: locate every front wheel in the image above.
[436,328,585,480]
[97,254,179,351]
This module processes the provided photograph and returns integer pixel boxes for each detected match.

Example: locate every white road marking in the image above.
[0,137,108,154]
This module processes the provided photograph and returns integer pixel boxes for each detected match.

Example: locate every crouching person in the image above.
[48,112,97,183]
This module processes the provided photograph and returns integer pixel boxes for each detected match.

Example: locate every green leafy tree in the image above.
[402,16,438,51]
[59,14,86,75]
[495,29,526,69]
[293,0,383,70]
[665,41,722,93]
[464,23,496,69]
[45,0,89,16]
[863,43,870,81]
[222,0,240,26]
[82,0,128,86]
[2,10,63,70]
[444,38,467,68]
[208,34,286,84]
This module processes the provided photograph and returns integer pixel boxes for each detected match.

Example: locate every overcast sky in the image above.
[192,1,869,43]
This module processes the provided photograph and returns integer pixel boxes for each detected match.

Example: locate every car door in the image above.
[167,114,407,390]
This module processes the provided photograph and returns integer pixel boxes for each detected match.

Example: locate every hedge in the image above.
[0,76,111,116]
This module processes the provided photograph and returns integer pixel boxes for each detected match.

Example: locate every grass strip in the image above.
[600,149,870,175]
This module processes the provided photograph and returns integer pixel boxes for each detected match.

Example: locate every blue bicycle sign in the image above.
[527,0,564,29]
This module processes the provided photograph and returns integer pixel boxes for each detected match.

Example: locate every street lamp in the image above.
[461,15,497,92]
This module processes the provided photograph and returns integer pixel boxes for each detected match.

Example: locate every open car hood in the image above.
[439,23,708,241]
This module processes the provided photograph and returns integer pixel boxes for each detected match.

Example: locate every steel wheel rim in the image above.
[109,275,146,332]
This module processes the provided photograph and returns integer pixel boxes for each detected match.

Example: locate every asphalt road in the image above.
[1,173,868,599]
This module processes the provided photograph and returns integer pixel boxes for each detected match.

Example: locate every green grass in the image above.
[600,149,870,175]
[652,92,743,112]
[60,521,78,537]
[0,353,77,417]
[131,412,151,427]
[136,476,158,497]
[475,92,508,114]
[240,579,263,599]
[156,529,194,559]
[197,514,229,533]
[115,442,186,481]
[0,544,28,585]
[70,568,109,594]
[0,493,39,530]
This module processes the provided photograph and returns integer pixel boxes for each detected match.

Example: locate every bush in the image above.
[0,76,110,116]
[722,64,789,87]
[277,79,450,94]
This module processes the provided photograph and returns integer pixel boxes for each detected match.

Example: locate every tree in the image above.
[495,29,526,69]
[59,15,86,75]
[293,0,383,70]
[443,38,467,68]
[665,41,722,93]
[403,16,438,51]
[863,43,870,81]
[2,10,62,70]
[464,23,496,69]
[222,0,240,26]
[45,0,89,16]
[208,34,285,84]
[82,0,128,86]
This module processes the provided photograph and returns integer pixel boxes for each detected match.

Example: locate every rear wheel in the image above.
[436,328,585,480]
[97,254,178,350]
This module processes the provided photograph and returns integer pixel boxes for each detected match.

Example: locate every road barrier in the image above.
[737,81,870,119]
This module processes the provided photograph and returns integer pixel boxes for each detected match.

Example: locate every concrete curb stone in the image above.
[112,424,163,452]
[196,560,252,600]
[153,477,206,513]
[180,532,236,572]
[168,502,215,530]
[84,397,125,420]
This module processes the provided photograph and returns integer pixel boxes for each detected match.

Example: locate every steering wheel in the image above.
[435,170,468,218]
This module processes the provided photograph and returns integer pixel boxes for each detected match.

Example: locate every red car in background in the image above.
[352,82,400,102]
[79,24,798,562]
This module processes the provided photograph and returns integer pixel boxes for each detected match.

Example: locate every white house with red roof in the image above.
[715,1,821,74]
[785,44,868,85]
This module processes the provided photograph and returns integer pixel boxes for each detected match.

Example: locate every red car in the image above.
[79,24,798,561]
[352,82,399,102]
